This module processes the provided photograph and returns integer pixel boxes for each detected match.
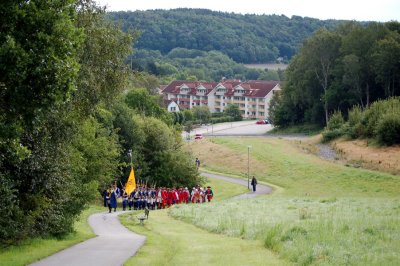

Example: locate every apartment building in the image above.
[161,80,281,119]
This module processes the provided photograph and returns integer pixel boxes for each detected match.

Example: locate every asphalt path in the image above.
[31,172,272,266]
[186,120,273,138]
[201,172,273,199]
[30,211,146,266]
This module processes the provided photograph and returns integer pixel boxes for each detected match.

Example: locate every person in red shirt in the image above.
[205,186,214,202]
[161,187,168,209]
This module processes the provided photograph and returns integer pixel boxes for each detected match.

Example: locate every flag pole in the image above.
[128,149,133,168]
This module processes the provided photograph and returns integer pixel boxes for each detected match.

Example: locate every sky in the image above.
[96,0,399,22]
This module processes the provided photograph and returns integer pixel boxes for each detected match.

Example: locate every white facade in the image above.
[162,81,281,119]
[167,101,180,112]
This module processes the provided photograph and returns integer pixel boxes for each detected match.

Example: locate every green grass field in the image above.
[119,178,285,266]
[0,205,104,266]
[171,137,400,265]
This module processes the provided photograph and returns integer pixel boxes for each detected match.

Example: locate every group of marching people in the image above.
[103,184,214,213]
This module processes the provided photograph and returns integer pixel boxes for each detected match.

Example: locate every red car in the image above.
[256,119,269,124]
[194,134,203,140]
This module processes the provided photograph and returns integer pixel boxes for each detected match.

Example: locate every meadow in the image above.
[173,137,400,265]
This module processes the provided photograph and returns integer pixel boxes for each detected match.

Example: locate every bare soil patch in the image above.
[333,139,400,175]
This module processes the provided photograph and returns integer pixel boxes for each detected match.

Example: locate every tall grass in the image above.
[171,197,400,265]
[180,137,400,265]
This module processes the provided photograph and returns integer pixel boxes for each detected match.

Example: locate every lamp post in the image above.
[247,146,251,190]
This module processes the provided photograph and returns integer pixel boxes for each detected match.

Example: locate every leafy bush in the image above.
[322,98,400,145]
[322,128,345,142]
[327,110,344,130]
[347,105,364,138]
[376,114,400,145]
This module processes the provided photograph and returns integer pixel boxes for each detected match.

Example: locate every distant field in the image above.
[244,63,288,70]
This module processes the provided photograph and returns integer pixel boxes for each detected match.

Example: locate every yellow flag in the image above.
[125,168,136,195]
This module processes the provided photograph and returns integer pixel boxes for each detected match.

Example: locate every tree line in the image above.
[270,22,400,133]
[108,8,342,63]
[0,0,200,245]
[130,48,284,82]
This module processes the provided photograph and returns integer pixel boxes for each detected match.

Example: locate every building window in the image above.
[171,107,176,111]
[259,112,264,116]
[192,103,195,105]
[223,97,225,99]
[223,103,225,106]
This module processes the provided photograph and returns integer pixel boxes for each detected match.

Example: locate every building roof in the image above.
[162,80,279,98]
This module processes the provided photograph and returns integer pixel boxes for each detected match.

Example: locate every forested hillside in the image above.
[108,9,342,63]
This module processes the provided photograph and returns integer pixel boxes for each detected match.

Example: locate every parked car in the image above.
[256,119,269,124]
[194,133,203,140]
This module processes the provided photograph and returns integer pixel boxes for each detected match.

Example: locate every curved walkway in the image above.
[201,172,273,199]
[30,211,146,266]
[31,173,272,266]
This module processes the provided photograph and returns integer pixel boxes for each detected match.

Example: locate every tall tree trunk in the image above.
[324,88,329,126]
[366,83,370,107]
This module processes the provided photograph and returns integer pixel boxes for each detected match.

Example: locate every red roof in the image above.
[162,80,279,98]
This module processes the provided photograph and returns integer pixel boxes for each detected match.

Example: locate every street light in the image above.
[247,145,251,190]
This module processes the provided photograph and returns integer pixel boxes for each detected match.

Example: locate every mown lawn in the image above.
[175,137,400,265]
[0,205,104,266]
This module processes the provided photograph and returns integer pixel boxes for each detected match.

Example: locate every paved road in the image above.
[201,172,273,199]
[31,173,271,266]
[30,211,146,266]
[185,121,273,138]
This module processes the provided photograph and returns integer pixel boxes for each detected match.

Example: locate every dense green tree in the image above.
[371,33,400,97]
[302,28,341,125]
[0,0,135,245]
[192,106,211,123]
[125,88,173,124]
[224,104,242,121]
[270,22,400,128]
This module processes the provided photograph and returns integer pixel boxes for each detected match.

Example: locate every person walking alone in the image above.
[251,176,257,192]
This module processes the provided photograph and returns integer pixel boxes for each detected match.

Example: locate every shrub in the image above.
[327,110,344,130]
[322,128,345,142]
[347,105,364,138]
[376,114,400,145]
